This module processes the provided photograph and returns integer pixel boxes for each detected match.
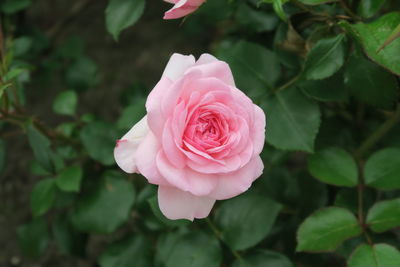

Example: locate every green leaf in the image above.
[340,12,400,75]
[232,250,293,267]
[0,83,12,99]
[105,0,145,41]
[358,0,387,18]
[26,123,54,172]
[70,171,135,234]
[308,147,358,187]
[80,121,119,165]
[0,0,31,14]
[55,166,83,193]
[0,139,5,174]
[262,87,320,152]
[31,178,56,217]
[296,207,362,252]
[303,34,345,80]
[52,214,87,257]
[99,235,151,267]
[65,56,97,89]
[217,40,281,96]
[366,198,400,233]
[298,71,348,102]
[116,97,146,130]
[348,244,400,267]
[236,3,278,32]
[17,217,49,259]
[3,68,27,82]
[364,148,400,189]
[298,0,337,5]
[53,90,78,116]
[378,23,400,52]
[273,0,287,21]
[345,50,397,108]
[215,191,282,250]
[164,232,222,267]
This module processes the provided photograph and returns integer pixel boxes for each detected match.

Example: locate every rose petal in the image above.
[156,151,218,195]
[162,53,195,81]
[209,156,264,200]
[114,116,149,173]
[146,77,173,136]
[158,186,215,221]
[252,105,266,155]
[136,132,168,186]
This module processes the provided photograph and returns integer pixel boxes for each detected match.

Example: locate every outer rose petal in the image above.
[114,116,149,173]
[136,132,169,186]
[158,186,215,221]
[209,156,264,200]
[162,53,195,81]
[252,105,266,155]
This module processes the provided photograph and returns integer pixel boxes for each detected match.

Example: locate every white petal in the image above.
[114,116,149,173]
[162,53,195,81]
[158,186,216,221]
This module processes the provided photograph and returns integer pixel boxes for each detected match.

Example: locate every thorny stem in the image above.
[356,163,373,245]
[355,104,400,159]
[339,0,361,21]
[205,218,243,262]
[352,105,400,245]
[274,74,302,93]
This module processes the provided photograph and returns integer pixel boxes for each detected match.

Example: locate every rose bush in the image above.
[114,53,266,220]
[163,0,205,19]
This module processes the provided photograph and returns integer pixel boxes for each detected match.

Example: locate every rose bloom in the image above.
[163,0,205,19]
[114,53,266,220]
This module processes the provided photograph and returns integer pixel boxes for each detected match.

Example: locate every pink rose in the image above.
[114,53,266,221]
[163,0,205,19]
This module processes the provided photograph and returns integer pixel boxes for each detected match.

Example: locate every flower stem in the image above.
[355,104,400,159]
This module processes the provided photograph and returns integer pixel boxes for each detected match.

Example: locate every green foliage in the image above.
[263,87,320,152]
[303,34,345,80]
[308,147,358,187]
[55,165,83,192]
[52,214,87,256]
[348,244,400,267]
[17,217,49,259]
[69,171,135,234]
[105,0,145,41]
[345,50,398,108]
[296,207,362,252]
[26,123,54,172]
[232,250,293,267]
[341,12,400,75]
[358,0,386,18]
[0,0,31,14]
[53,90,78,116]
[98,235,151,267]
[214,191,282,250]
[163,231,222,267]
[298,71,348,102]
[364,148,400,189]
[80,121,119,165]
[366,198,400,233]
[30,178,56,217]
[217,40,280,96]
